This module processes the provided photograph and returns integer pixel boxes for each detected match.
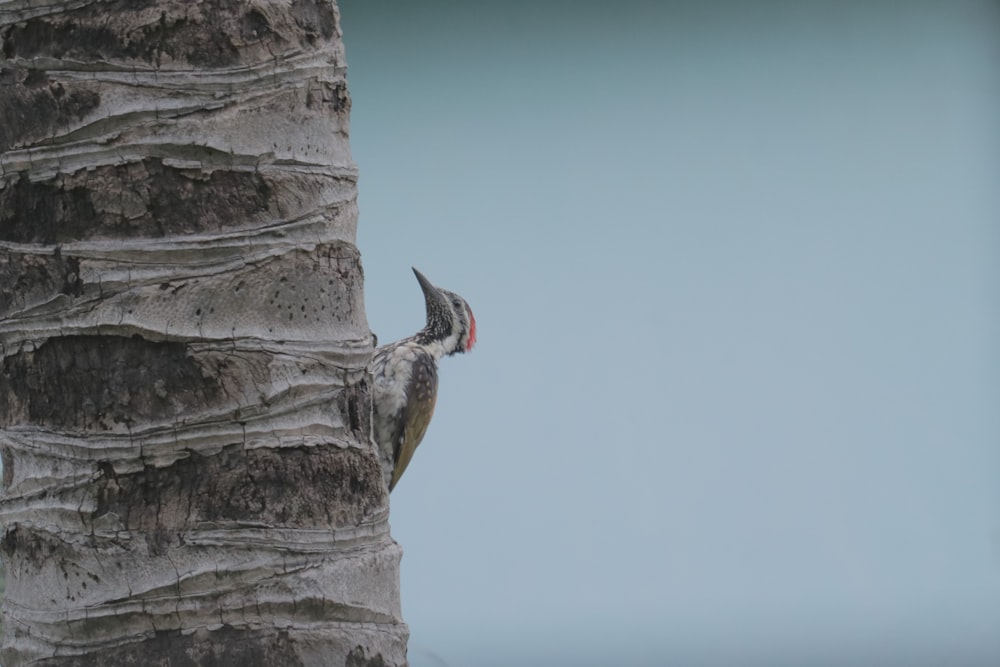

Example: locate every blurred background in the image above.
[340,1,1000,665]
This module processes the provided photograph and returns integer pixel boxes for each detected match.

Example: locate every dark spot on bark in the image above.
[343,377,370,440]
[241,9,272,41]
[92,444,385,531]
[62,255,84,296]
[148,163,273,235]
[0,250,87,317]
[0,67,99,150]
[1,447,12,490]
[66,89,99,116]
[290,0,337,42]
[346,645,388,667]
[1,526,14,555]
[0,0,344,70]
[347,393,360,432]
[331,81,350,113]
[0,335,222,429]
[148,524,172,556]
[168,17,241,68]
[0,20,120,60]
[1,0,248,67]
[0,159,273,243]
[1,525,61,574]
[308,80,349,113]
[0,172,97,244]
[23,69,47,87]
[97,461,117,482]
[31,626,298,667]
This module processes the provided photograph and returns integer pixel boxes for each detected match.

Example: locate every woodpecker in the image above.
[372,268,477,492]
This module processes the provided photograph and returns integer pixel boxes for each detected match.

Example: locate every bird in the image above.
[372,267,476,492]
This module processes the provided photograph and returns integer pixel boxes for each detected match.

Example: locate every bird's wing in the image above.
[389,349,438,491]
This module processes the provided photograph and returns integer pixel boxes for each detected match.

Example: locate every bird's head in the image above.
[413,267,476,357]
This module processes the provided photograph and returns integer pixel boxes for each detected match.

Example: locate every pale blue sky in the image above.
[341,2,1000,665]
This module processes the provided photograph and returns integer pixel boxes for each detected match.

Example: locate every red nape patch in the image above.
[466,308,477,350]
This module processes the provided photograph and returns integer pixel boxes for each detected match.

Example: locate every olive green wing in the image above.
[388,350,438,491]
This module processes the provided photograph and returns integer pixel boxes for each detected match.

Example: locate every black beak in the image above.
[413,267,447,311]
[412,267,437,297]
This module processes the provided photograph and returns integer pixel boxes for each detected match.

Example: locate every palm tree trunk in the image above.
[0,0,407,664]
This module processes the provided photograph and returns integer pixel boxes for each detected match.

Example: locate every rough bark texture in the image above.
[0,0,407,664]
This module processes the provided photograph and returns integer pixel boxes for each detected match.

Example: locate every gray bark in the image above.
[0,0,407,664]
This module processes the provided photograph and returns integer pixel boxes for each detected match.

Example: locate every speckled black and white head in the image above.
[412,267,476,359]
